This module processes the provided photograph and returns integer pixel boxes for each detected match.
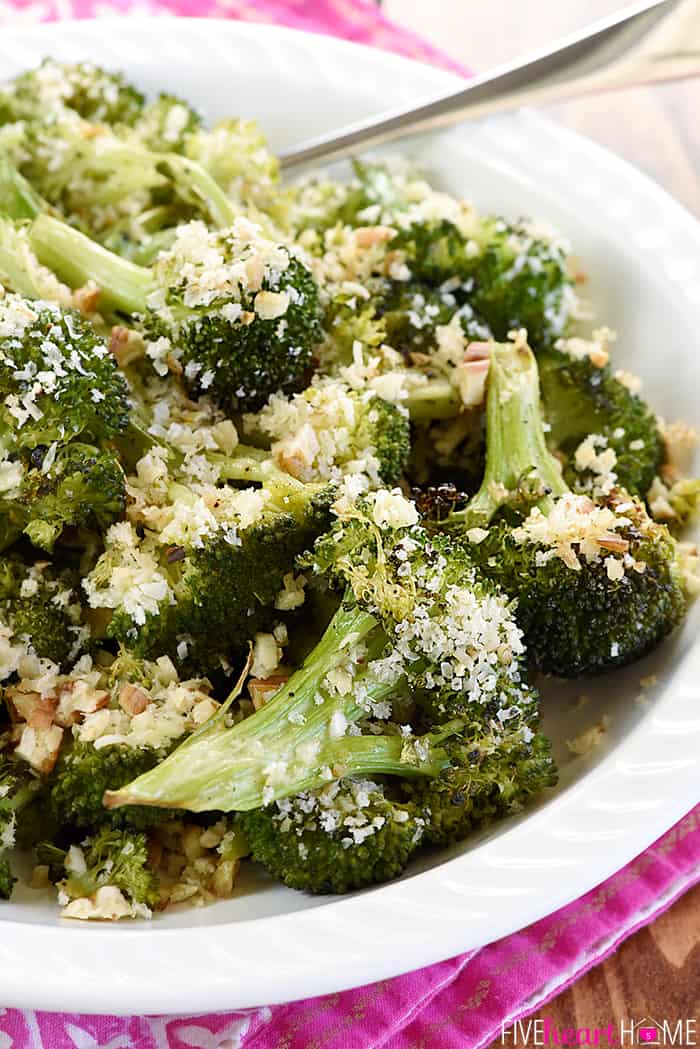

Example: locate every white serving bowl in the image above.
[0,17,698,1016]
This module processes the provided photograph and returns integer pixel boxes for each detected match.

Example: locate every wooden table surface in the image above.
[384,0,700,1030]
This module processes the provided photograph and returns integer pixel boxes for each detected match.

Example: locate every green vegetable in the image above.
[37,827,159,911]
[4,443,126,553]
[0,758,42,899]
[30,214,322,412]
[103,502,532,814]
[443,340,688,676]
[241,781,423,894]
[0,59,145,126]
[538,347,664,498]
[406,692,555,845]
[0,558,87,667]
[85,469,333,669]
[48,741,174,833]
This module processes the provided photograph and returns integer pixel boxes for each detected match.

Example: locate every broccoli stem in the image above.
[104,599,454,813]
[0,154,45,220]
[452,341,568,528]
[403,379,462,421]
[160,154,238,230]
[29,214,155,315]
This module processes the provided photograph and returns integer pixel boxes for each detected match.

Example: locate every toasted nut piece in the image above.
[212,859,239,898]
[72,283,101,316]
[27,697,59,731]
[254,290,289,321]
[108,325,145,366]
[182,824,205,862]
[597,533,630,554]
[5,687,50,725]
[249,675,289,710]
[119,683,151,716]
[15,723,64,775]
[464,341,492,361]
[55,681,110,727]
[355,226,396,249]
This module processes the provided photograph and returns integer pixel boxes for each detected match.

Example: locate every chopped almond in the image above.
[55,681,110,727]
[119,683,151,717]
[15,723,64,775]
[72,283,101,316]
[354,225,396,249]
[6,687,57,729]
[249,675,289,710]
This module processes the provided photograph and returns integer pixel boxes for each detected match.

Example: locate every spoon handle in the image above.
[279,0,700,170]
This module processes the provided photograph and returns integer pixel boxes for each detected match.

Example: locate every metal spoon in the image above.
[279,0,700,170]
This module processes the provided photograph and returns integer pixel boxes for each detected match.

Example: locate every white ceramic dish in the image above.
[0,17,699,1017]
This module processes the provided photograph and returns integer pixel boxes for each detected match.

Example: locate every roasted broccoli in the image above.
[46,651,216,832]
[48,741,172,833]
[245,378,411,487]
[0,59,145,126]
[406,694,556,846]
[294,161,573,347]
[103,494,532,816]
[0,293,130,448]
[394,217,573,347]
[37,827,159,915]
[4,442,126,552]
[130,93,202,153]
[0,116,237,245]
[538,346,664,498]
[443,339,688,676]
[30,215,322,412]
[0,757,42,899]
[83,468,333,669]
[0,293,130,549]
[375,280,492,355]
[240,780,424,894]
[0,558,87,668]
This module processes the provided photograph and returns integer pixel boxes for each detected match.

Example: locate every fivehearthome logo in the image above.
[501,1017,698,1046]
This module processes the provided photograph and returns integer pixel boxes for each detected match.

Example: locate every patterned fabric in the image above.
[0,1,698,1045]
[0,0,466,73]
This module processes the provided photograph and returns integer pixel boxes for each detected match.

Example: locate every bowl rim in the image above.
[0,16,698,1017]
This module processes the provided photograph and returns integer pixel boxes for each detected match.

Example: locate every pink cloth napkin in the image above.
[0,1,698,1045]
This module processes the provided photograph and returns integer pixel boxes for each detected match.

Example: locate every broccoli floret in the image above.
[0,558,87,667]
[103,498,532,814]
[246,379,411,487]
[407,695,556,846]
[184,118,279,204]
[48,740,172,833]
[3,118,236,244]
[46,651,212,831]
[38,827,159,913]
[84,469,333,669]
[443,340,688,676]
[538,347,664,498]
[394,217,573,347]
[130,93,202,153]
[376,280,492,355]
[30,216,322,413]
[0,59,145,126]
[0,293,130,549]
[0,293,130,448]
[289,160,409,235]
[4,442,126,552]
[241,780,423,894]
[0,757,42,899]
